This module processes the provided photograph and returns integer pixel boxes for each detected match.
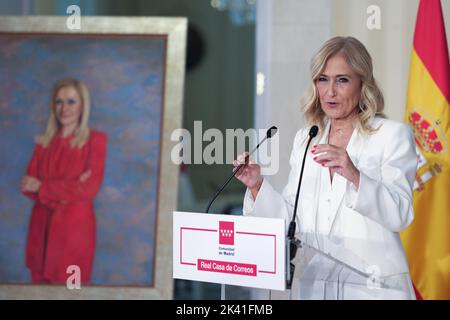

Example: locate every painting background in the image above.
[0,34,166,286]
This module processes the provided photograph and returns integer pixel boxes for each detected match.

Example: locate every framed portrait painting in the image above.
[0,16,186,299]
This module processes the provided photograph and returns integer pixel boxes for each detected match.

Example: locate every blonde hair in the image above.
[302,36,385,135]
[39,78,91,148]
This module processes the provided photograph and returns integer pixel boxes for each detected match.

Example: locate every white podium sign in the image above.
[173,211,286,290]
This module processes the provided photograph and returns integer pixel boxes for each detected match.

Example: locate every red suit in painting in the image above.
[23,130,107,284]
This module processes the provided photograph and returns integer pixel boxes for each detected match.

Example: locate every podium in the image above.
[280,232,415,300]
[173,211,286,297]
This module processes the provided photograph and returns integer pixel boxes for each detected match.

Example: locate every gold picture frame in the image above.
[0,16,186,299]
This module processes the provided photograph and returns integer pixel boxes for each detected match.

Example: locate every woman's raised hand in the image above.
[233,152,264,199]
[312,144,360,188]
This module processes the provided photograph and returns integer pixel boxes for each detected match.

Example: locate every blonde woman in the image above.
[234,37,417,299]
[21,78,107,284]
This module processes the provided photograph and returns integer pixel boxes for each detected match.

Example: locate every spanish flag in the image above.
[401,0,450,300]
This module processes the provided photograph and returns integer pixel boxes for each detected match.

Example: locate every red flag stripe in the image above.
[413,0,450,103]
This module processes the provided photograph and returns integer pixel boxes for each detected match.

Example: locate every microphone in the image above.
[205,126,278,213]
[286,125,318,289]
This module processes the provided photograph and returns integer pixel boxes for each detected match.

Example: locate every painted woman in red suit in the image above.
[21,78,107,284]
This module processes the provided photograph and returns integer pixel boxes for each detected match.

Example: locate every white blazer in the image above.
[243,117,418,299]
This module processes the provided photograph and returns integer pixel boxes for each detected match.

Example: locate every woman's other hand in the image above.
[79,170,92,183]
[312,144,360,188]
[233,152,264,199]
[21,176,42,193]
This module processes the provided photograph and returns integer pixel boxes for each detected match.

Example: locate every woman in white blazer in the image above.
[234,37,418,299]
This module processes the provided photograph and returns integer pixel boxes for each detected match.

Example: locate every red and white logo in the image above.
[219,221,234,245]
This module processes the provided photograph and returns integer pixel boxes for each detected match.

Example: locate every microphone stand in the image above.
[286,126,318,290]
